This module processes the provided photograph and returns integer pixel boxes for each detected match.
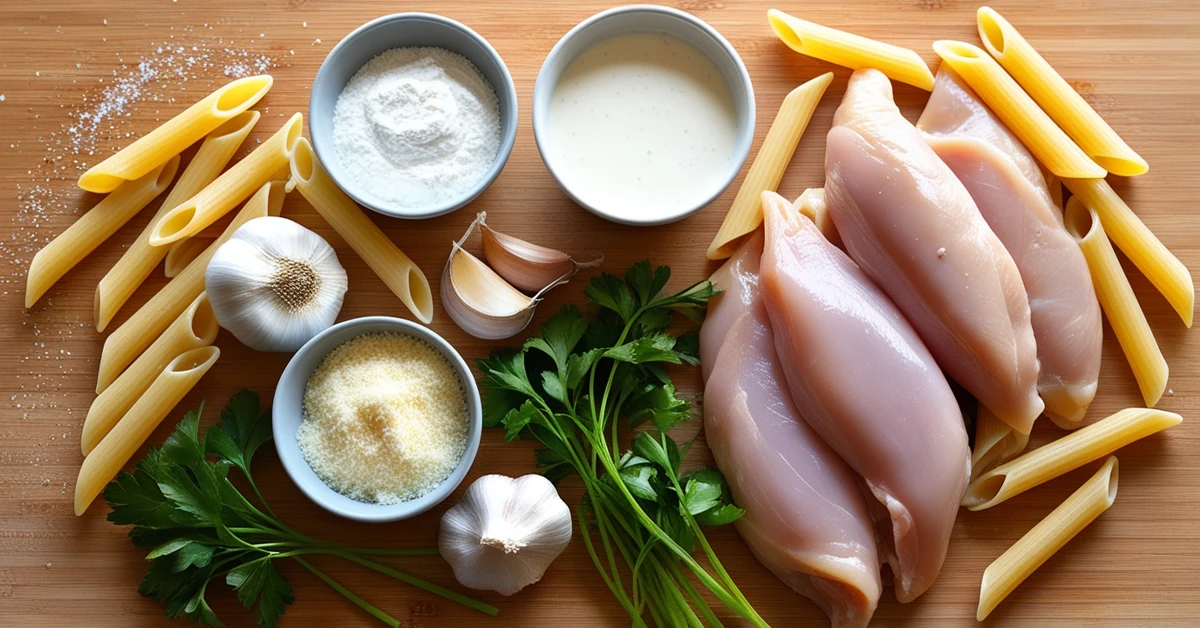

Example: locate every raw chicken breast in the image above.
[759,190,969,603]
[825,69,1043,435]
[700,230,763,382]
[918,68,1102,428]
[703,236,882,627]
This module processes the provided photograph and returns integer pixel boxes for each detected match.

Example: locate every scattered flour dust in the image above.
[297,332,470,505]
[332,47,501,209]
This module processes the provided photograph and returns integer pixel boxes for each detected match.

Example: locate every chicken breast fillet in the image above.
[702,232,882,627]
[825,68,1043,435]
[759,191,969,603]
[918,67,1102,428]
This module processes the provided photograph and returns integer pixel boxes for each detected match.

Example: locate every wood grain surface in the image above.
[1,1,1197,626]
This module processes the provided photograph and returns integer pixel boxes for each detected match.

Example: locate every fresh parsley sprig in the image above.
[478,261,766,628]
[104,390,498,627]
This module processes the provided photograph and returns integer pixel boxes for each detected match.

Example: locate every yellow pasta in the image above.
[792,188,840,247]
[288,138,434,324]
[96,181,285,393]
[74,346,220,516]
[149,112,303,246]
[94,110,259,332]
[977,8,1147,176]
[164,237,215,278]
[26,156,180,309]
[78,75,271,193]
[1064,198,1168,406]
[81,293,217,455]
[963,407,1179,510]
[970,405,1030,484]
[932,41,1105,180]
[1064,177,1193,327]
[767,9,934,90]
[977,456,1119,620]
[707,72,833,260]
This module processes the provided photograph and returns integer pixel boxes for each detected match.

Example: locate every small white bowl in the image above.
[273,317,482,522]
[532,5,756,226]
[309,13,518,220]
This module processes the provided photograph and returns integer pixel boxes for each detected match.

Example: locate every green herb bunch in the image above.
[104,390,497,627]
[478,261,767,627]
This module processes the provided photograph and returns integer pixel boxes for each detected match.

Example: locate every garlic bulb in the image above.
[480,213,602,293]
[205,216,348,352]
[438,474,572,596]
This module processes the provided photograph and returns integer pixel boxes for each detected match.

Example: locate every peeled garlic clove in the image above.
[438,474,573,596]
[442,245,537,340]
[480,215,601,293]
[205,216,348,352]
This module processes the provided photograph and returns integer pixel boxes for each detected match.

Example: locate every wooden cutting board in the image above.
[1,1,1196,626]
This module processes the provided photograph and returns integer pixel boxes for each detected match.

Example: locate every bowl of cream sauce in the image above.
[533,5,756,226]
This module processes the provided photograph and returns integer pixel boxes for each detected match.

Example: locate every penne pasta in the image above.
[1064,177,1194,328]
[767,9,934,90]
[74,346,220,516]
[26,156,180,309]
[78,75,271,193]
[96,181,285,393]
[94,110,259,332]
[977,456,1119,620]
[288,138,434,324]
[977,8,1147,176]
[164,237,215,278]
[1064,198,1169,406]
[932,41,1106,180]
[707,72,833,260]
[963,407,1179,510]
[81,293,217,455]
[149,112,303,247]
[970,405,1030,484]
[792,187,840,247]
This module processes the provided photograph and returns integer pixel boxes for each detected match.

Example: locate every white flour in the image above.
[332,47,501,208]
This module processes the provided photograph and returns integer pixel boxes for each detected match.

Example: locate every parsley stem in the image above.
[576,502,642,625]
[333,552,499,616]
[294,557,401,628]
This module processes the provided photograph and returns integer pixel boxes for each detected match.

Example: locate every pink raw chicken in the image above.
[824,68,1043,435]
[702,232,882,627]
[918,68,1102,428]
[759,191,970,603]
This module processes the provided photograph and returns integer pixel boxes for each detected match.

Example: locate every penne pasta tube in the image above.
[1064,177,1193,328]
[963,407,1179,510]
[81,293,217,455]
[78,75,271,193]
[932,41,1106,179]
[94,110,259,332]
[288,137,434,323]
[970,405,1030,484]
[26,156,180,309]
[149,112,303,246]
[707,72,833,260]
[977,456,1119,620]
[74,346,220,516]
[977,8,1147,176]
[1064,198,1168,405]
[163,237,215,278]
[96,181,285,393]
[767,9,934,90]
[792,187,840,247]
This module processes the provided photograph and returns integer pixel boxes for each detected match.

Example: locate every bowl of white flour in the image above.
[310,13,517,219]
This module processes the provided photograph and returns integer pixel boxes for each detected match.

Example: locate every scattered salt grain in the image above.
[0,95,5,102]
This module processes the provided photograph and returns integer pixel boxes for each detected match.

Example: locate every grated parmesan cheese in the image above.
[297,332,469,504]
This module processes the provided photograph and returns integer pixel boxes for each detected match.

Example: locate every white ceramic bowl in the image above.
[532,5,756,226]
[309,13,518,219]
[273,316,482,522]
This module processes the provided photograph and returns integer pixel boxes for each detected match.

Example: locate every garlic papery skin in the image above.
[205,216,348,352]
[438,474,573,596]
[479,212,603,293]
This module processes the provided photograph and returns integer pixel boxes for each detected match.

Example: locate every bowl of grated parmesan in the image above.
[273,316,482,522]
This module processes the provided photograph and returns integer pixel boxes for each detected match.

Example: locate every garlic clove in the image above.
[442,246,537,340]
[438,474,573,596]
[205,216,348,352]
[480,215,602,293]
